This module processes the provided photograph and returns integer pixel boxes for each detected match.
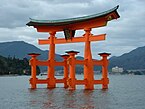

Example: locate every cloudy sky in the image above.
[0,0,145,58]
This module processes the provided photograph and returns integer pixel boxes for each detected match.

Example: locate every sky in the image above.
[0,0,145,58]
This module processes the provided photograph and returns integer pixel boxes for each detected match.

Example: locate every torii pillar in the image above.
[84,28,94,90]
[28,53,40,89]
[99,53,111,89]
[47,32,56,88]
[61,54,69,88]
[66,51,79,90]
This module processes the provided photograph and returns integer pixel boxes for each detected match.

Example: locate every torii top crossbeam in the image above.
[26,5,120,32]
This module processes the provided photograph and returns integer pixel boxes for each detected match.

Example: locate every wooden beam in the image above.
[75,60,87,65]
[36,79,48,84]
[39,34,106,45]
[35,18,107,32]
[89,34,106,41]
[56,79,65,83]
[76,80,87,85]
[38,39,50,45]
[55,37,84,44]
[36,60,49,66]
[94,80,103,84]
[55,61,65,66]
[93,60,103,66]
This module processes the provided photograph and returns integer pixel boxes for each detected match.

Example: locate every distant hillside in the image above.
[0,41,63,72]
[109,46,145,70]
[1,41,145,72]
[0,41,62,61]
[0,55,40,75]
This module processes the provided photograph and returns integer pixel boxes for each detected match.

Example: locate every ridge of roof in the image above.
[26,5,119,26]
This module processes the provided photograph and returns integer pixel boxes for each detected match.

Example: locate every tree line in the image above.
[0,55,40,75]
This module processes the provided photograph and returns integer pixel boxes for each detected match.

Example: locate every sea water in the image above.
[0,75,145,109]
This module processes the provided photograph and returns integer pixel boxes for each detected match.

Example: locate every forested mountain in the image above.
[0,55,40,75]
[0,41,62,61]
[0,41,63,72]
[109,46,145,70]
[1,41,145,73]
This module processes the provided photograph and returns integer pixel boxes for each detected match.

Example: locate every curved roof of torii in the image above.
[26,5,120,32]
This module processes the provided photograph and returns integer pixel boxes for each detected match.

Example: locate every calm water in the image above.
[0,75,145,109]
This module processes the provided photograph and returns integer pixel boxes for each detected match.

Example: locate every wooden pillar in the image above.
[84,28,94,90]
[47,31,56,88]
[61,55,69,88]
[99,53,111,89]
[66,51,79,90]
[28,53,40,89]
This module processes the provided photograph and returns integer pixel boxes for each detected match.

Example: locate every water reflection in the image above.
[1,76,145,109]
[28,88,110,109]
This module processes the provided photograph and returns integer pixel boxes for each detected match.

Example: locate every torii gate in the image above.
[27,5,120,90]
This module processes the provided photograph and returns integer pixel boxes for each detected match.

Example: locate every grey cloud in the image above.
[0,0,145,57]
[0,0,118,28]
[0,1,39,28]
[43,0,91,4]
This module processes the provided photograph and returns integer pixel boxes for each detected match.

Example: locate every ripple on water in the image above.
[0,75,145,109]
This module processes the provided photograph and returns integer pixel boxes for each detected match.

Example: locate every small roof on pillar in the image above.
[26,5,120,32]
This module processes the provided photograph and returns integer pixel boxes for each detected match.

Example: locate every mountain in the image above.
[0,41,63,61]
[0,55,40,75]
[109,46,145,70]
[0,41,63,72]
[1,41,145,72]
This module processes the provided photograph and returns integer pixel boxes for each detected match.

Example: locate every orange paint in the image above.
[27,6,119,89]
[47,32,56,88]
[28,28,112,90]
[28,53,40,89]
[66,51,79,90]
[38,34,106,44]
[99,53,111,89]
[61,55,69,88]
[84,28,94,90]
[34,18,107,32]
[28,31,111,90]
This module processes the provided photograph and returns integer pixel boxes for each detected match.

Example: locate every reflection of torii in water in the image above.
[27,5,120,90]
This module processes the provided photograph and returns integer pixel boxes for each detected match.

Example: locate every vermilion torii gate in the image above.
[27,5,120,90]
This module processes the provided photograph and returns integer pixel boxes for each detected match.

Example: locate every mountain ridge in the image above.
[0,41,145,71]
[0,41,63,61]
[109,46,145,70]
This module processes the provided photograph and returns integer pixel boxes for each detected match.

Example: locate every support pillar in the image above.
[28,53,40,89]
[99,53,111,89]
[61,55,69,88]
[66,51,79,90]
[84,28,94,90]
[47,31,56,88]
